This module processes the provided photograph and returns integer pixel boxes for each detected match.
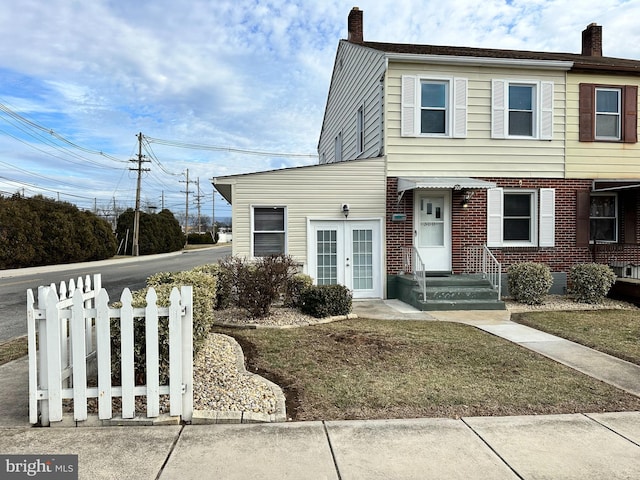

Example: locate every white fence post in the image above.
[71,289,88,421]
[145,288,160,418]
[120,288,135,419]
[181,285,194,421]
[169,288,182,417]
[96,289,113,420]
[27,289,39,425]
[45,288,63,422]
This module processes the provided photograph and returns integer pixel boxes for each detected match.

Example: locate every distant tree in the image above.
[0,195,117,269]
[115,208,185,255]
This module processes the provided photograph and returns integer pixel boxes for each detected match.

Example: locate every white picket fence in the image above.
[27,274,193,426]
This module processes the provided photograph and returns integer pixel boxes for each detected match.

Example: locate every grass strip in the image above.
[513,309,640,366]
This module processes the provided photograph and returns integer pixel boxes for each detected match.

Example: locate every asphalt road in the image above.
[0,245,232,343]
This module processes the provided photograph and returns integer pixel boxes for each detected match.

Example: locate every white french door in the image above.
[414,191,451,272]
[309,220,382,298]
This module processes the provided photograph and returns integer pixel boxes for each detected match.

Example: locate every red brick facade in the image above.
[386,177,640,275]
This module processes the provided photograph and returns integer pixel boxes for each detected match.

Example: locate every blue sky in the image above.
[1,0,639,223]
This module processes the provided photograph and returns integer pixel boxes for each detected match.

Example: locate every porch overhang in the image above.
[396,177,497,203]
[592,179,640,192]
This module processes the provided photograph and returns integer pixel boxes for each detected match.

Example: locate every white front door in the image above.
[309,220,382,298]
[415,191,451,272]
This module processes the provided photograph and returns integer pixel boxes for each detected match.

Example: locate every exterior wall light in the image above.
[342,203,350,218]
[461,190,474,208]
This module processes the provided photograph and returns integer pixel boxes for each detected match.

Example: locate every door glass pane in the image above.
[419,197,444,247]
[352,229,373,290]
[316,230,337,285]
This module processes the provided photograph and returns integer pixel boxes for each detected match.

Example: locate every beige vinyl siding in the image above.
[566,72,640,179]
[217,157,386,266]
[385,62,567,178]
[318,41,386,163]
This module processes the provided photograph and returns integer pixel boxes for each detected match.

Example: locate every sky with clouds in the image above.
[1,0,639,223]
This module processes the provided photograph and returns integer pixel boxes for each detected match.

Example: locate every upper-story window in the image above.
[492,80,554,140]
[401,75,467,138]
[579,83,637,143]
[421,81,448,134]
[508,84,535,136]
[595,88,621,140]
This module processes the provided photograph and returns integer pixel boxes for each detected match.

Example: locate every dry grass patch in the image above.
[513,310,640,365]
[216,319,640,421]
[0,336,28,366]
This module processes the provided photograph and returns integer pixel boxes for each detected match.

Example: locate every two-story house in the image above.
[213,8,640,309]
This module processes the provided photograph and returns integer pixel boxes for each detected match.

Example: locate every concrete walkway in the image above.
[2,299,640,479]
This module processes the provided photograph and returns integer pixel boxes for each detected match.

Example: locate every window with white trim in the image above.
[508,84,535,136]
[252,206,286,256]
[590,193,617,242]
[595,88,621,140]
[492,80,554,140]
[421,80,448,134]
[487,188,555,247]
[356,105,364,155]
[401,75,467,138]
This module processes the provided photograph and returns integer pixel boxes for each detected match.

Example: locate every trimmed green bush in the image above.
[507,262,553,305]
[284,273,314,308]
[300,284,352,318]
[569,263,616,304]
[110,265,217,384]
[187,232,215,244]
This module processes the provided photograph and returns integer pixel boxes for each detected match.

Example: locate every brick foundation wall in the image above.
[386,176,640,275]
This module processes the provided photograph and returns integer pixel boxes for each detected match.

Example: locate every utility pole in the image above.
[195,177,204,233]
[180,169,195,244]
[130,132,150,256]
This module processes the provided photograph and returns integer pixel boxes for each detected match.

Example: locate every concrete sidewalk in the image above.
[1,413,639,479]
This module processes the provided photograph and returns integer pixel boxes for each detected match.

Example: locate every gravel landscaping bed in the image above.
[505,295,638,313]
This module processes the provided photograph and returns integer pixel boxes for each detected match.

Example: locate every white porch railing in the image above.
[27,274,193,426]
[401,246,427,301]
[464,245,502,298]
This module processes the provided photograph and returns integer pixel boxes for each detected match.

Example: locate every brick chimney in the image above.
[348,7,363,43]
[582,23,602,56]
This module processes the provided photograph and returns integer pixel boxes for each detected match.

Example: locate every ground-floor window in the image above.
[252,206,286,256]
[590,193,617,242]
[487,188,555,247]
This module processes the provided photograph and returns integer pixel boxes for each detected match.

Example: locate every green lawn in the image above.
[513,309,640,366]
[215,318,640,421]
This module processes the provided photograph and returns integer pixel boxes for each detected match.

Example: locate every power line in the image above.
[144,135,318,159]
